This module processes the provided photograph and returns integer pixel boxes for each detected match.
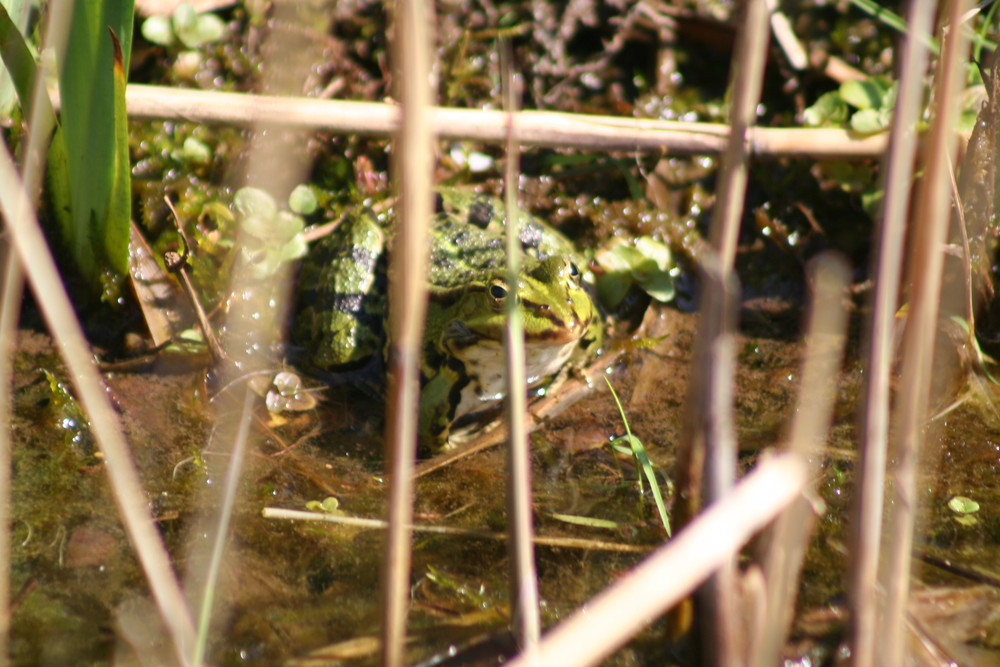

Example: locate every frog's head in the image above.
[447,256,601,384]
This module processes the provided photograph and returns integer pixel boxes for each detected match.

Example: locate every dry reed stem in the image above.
[848,2,936,665]
[260,508,653,554]
[880,4,972,665]
[380,2,433,665]
[0,145,196,663]
[114,85,888,159]
[751,254,850,667]
[504,453,808,667]
[696,3,771,663]
[765,0,808,71]
[685,253,741,659]
[501,53,541,649]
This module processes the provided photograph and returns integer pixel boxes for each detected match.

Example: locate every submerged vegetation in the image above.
[2,0,1000,665]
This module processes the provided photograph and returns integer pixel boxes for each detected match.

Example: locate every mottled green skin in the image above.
[294,188,601,448]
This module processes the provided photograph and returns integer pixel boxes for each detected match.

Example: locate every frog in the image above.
[293,188,602,450]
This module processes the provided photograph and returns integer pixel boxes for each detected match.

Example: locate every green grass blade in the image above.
[0,3,39,111]
[106,28,130,275]
[604,377,671,537]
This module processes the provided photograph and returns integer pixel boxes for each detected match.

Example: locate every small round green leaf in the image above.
[141,15,175,46]
[274,211,306,242]
[596,274,630,308]
[638,271,676,303]
[803,91,848,127]
[288,184,318,215]
[180,137,211,163]
[172,3,197,33]
[850,108,888,134]
[947,495,980,514]
[239,214,272,240]
[840,79,884,111]
[234,187,277,220]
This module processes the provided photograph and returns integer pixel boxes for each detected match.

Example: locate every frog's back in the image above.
[294,210,387,371]
[430,188,586,288]
[293,187,591,372]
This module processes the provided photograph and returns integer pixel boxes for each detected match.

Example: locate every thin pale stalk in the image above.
[848,4,935,665]
[113,85,889,159]
[182,7,321,660]
[501,49,540,651]
[380,2,433,665]
[504,453,807,667]
[880,5,971,665]
[751,254,850,667]
[192,389,254,667]
[261,508,653,553]
[0,143,196,664]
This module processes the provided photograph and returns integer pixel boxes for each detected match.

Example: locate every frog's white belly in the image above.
[452,338,578,418]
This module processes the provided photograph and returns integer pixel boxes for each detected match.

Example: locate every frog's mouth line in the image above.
[520,299,590,343]
[453,324,586,352]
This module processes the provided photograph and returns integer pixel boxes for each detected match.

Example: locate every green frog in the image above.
[294,188,602,450]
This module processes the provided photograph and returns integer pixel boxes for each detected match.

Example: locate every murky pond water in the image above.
[10,277,1000,664]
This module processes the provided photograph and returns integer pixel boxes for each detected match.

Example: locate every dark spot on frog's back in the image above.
[349,245,380,270]
[467,198,495,228]
[518,224,544,252]
[328,292,365,316]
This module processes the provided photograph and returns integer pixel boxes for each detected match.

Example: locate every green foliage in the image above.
[233,186,309,280]
[594,236,676,309]
[53,0,134,288]
[141,2,225,49]
[305,497,345,515]
[0,0,31,120]
[37,369,93,456]
[804,77,896,135]
[0,1,40,125]
[288,184,318,215]
[0,0,134,294]
[948,495,981,527]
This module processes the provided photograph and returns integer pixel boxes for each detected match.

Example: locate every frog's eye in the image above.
[488,279,509,307]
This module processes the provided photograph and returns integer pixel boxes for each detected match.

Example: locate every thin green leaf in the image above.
[549,513,620,530]
[604,377,671,537]
[106,28,131,275]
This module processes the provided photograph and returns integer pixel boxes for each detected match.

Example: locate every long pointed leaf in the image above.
[55,0,134,286]
[0,2,57,135]
[106,28,130,275]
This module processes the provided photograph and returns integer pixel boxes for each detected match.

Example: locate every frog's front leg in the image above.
[418,363,468,450]
[440,319,481,352]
